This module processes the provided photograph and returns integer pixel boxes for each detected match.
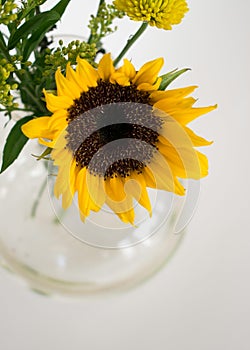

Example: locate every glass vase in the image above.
[0,138,187,296]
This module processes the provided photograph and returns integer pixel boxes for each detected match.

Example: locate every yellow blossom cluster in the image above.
[113,0,188,30]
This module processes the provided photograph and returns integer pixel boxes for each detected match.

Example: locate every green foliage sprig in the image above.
[43,40,97,77]
[88,1,124,49]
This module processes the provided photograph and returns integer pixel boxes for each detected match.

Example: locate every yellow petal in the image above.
[76,167,90,218]
[86,172,106,210]
[145,152,185,195]
[117,59,136,81]
[56,158,79,211]
[107,177,133,213]
[106,195,135,225]
[150,86,198,103]
[105,176,126,202]
[158,134,206,180]
[172,105,217,125]
[184,126,213,147]
[47,110,68,131]
[110,72,130,86]
[105,177,135,224]
[158,137,186,178]
[76,57,99,88]
[53,149,73,198]
[196,150,209,177]
[98,53,115,81]
[66,63,87,91]
[21,117,54,139]
[77,168,103,221]
[133,58,164,86]
[43,89,73,113]
[115,207,135,225]
[160,117,190,147]
[51,130,68,160]
[125,173,152,216]
[137,77,162,91]
[159,119,204,178]
[38,137,58,148]
[153,97,197,117]
[55,69,81,99]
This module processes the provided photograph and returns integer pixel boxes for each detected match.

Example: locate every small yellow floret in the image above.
[113,0,189,30]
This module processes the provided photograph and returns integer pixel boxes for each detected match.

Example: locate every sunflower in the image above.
[113,0,189,30]
[22,53,216,225]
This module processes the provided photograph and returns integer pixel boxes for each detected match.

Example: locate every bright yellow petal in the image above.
[55,69,81,99]
[66,63,87,91]
[125,173,152,216]
[105,176,132,214]
[144,157,173,191]
[159,119,203,178]
[105,176,126,202]
[53,149,73,197]
[76,167,101,219]
[38,136,58,148]
[21,117,54,139]
[76,57,99,88]
[86,172,106,210]
[171,105,217,125]
[115,206,135,225]
[43,89,73,113]
[106,195,135,225]
[143,152,179,193]
[196,150,209,178]
[98,53,115,81]
[76,168,87,220]
[47,110,68,131]
[184,126,213,147]
[133,58,164,86]
[110,72,130,86]
[117,59,136,81]
[158,134,206,180]
[105,176,135,224]
[150,86,198,103]
[110,58,137,86]
[77,167,101,218]
[153,97,197,115]
[137,77,162,91]
[53,151,79,211]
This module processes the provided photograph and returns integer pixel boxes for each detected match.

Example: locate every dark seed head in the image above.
[66,80,163,179]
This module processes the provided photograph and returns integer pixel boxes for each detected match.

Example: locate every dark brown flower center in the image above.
[66,80,163,179]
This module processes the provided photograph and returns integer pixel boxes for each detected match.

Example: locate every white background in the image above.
[1,0,250,349]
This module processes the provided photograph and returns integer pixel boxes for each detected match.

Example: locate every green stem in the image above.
[113,22,148,67]
[31,176,47,218]
[87,0,105,44]
[22,85,47,114]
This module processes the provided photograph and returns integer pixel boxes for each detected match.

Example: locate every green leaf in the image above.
[8,0,71,54]
[25,0,72,59]
[0,116,33,174]
[17,0,48,22]
[52,0,71,17]
[22,12,61,61]
[159,68,191,91]
[8,11,60,51]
